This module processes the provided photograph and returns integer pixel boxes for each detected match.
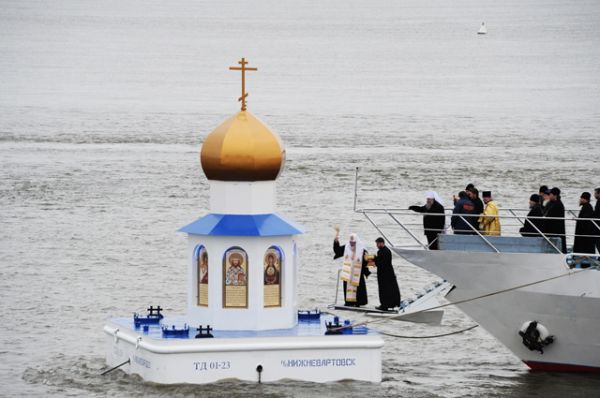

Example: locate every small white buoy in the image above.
[478,22,487,35]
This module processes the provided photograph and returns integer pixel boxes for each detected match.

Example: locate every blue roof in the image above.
[178,213,305,237]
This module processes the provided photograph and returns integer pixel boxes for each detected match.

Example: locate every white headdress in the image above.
[425,191,444,206]
[345,233,365,259]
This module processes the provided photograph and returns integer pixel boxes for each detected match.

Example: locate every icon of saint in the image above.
[264,253,279,285]
[199,251,208,284]
[225,252,246,286]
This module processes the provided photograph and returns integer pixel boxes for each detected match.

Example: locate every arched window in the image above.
[223,247,248,308]
[194,245,208,307]
[263,246,283,307]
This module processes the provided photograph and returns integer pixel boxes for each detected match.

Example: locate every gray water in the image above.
[1,0,600,396]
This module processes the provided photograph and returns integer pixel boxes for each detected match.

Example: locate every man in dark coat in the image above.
[538,185,549,207]
[573,192,596,254]
[333,233,370,307]
[453,183,474,205]
[540,187,551,215]
[520,194,544,237]
[467,188,483,232]
[543,187,567,253]
[467,187,484,216]
[373,237,401,310]
[451,191,477,235]
[409,191,446,250]
[594,188,600,254]
[539,185,548,196]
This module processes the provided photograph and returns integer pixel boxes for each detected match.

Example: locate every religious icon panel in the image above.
[263,246,282,307]
[195,245,208,307]
[223,247,248,308]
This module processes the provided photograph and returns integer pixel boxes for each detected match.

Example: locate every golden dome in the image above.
[200,111,285,181]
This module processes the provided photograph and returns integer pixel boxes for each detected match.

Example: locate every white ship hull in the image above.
[393,249,600,372]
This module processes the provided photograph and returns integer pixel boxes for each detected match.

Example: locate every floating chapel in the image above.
[179,59,301,330]
[103,58,383,384]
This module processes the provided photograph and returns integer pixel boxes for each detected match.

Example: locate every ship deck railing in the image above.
[356,207,600,256]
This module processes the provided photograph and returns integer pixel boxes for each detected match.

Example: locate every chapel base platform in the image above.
[104,315,383,384]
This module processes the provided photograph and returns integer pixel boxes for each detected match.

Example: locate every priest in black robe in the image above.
[409,191,446,249]
[543,187,567,253]
[594,188,600,254]
[333,232,370,307]
[520,194,544,237]
[573,192,596,254]
[373,237,400,310]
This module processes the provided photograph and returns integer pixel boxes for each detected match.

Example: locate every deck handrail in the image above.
[356,207,600,255]
[350,167,598,255]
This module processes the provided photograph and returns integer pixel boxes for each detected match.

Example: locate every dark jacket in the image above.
[409,200,445,235]
[520,204,544,237]
[543,199,566,253]
[374,245,401,308]
[451,198,477,234]
[473,197,484,217]
[593,200,600,237]
[573,203,596,253]
[544,200,566,234]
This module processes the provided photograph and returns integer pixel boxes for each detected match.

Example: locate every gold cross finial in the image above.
[229,57,257,111]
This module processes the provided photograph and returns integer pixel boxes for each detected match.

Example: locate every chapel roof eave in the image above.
[178,213,305,237]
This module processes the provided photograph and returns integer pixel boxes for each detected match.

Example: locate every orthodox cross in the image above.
[195,324,214,338]
[147,305,163,317]
[229,57,257,111]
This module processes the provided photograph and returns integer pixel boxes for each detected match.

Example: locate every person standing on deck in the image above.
[478,191,501,236]
[520,194,544,237]
[573,192,596,254]
[467,187,484,217]
[373,237,401,311]
[543,187,567,253]
[540,187,551,215]
[594,188,600,254]
[451,191,477,235]
[466,187,484,232]
[454,183,475,204]
[409,191,446,250]
[333,229,370,307]
[538,185,549,208]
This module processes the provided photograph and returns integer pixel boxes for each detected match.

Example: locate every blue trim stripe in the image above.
[193,244,204,259]
[178,213,305,237]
